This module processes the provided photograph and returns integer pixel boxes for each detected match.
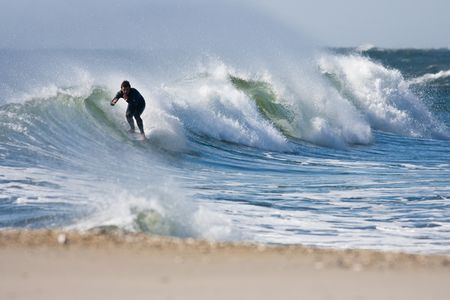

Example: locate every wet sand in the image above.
[1,230,449,300]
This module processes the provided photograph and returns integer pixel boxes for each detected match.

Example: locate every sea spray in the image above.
[318,53,449,138]
[70,182,235,240]
[157,62,290,151]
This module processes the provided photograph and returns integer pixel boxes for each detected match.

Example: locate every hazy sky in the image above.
[255,0,450,48]
[1,0,449,49]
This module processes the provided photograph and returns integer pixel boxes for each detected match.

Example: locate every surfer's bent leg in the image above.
[126,108,135,131]
[135,115,144,134]
[134,103,146,134]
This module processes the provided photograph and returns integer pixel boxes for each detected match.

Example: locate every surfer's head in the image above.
[121,80,131,95]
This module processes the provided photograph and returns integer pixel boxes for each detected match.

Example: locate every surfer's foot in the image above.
[128,128,135,133]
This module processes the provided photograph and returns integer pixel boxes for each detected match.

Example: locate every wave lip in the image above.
[408,69,450,85]
[319,53,450,139]
[356,44,376,52]
[157,63,291,151]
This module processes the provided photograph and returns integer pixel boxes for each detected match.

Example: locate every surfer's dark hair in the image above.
[121,80,131,88]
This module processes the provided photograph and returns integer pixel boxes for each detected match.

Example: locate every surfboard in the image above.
[128,131,146,141]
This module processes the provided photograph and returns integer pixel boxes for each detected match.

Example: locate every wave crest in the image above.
[319,53,449,139]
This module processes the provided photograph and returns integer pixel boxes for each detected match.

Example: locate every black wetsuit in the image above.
[115,88,146,134]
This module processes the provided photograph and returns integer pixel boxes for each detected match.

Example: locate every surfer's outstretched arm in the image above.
[111,90,125,106]
[111,97,119,106]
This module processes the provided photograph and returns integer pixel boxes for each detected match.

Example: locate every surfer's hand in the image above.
[111,99,118,106]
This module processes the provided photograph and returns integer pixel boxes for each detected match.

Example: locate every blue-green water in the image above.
[1,48,449,254]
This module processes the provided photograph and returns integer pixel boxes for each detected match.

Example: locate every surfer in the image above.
[111,80,146,138]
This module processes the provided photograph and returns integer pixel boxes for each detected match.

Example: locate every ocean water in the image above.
[1,46,449,254]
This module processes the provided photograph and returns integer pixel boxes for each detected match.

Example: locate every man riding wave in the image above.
[111,80,146,138]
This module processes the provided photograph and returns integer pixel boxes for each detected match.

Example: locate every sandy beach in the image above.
[0,230,449,300]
